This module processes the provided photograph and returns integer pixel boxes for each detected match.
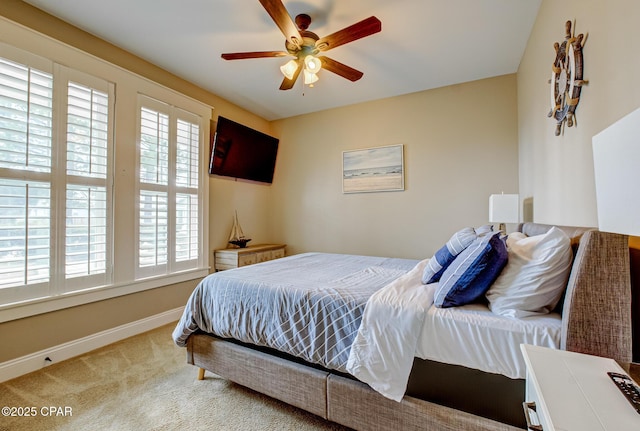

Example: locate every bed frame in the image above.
[185,223,632,431]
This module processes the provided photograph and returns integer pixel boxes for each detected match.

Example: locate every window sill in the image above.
[0,267,209,323]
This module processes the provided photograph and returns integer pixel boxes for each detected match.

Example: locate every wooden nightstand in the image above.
[521,344,640,430]
[214,244,286,271]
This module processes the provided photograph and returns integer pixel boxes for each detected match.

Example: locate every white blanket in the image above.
[346,259,434,401]
[346,258,562,402]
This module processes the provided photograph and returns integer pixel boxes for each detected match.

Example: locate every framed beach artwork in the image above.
[342,144,404,193]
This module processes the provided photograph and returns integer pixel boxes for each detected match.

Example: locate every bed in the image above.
[173,223,632,431]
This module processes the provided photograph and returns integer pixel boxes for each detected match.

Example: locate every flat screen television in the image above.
[209,116,279,184]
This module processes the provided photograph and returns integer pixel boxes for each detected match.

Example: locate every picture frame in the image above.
[342,144,404,193]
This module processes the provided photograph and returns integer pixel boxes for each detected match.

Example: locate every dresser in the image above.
[214,244,286,271]
[521,344,640,431]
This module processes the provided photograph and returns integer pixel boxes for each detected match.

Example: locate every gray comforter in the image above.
[172,252,417,372]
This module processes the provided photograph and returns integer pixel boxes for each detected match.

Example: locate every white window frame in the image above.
[0,19,210,323]
[55,65,115,294]
[135,94,204,280]
[0,48,115,304]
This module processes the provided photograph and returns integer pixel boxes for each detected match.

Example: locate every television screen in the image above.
[209,116,279,184]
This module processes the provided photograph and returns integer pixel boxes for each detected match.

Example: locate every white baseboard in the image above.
[0,307,184,383]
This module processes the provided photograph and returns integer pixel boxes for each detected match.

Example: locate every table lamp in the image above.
[489,193,519,234]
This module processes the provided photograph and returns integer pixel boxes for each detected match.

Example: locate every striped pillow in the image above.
[422,227,477,284]
[434,231,508,308]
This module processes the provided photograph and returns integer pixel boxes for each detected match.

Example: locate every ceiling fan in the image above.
[221,0,382,90]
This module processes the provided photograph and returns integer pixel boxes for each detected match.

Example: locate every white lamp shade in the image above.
[279,59,298,80]
[592,106,640,236]
[304,55,321,73]
[303,69,318,85]
[489,194,519,223]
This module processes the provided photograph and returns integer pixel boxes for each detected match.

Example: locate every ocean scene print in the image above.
[342,144,404,193]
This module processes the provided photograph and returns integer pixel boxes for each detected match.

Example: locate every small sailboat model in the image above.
[228,211,251,248]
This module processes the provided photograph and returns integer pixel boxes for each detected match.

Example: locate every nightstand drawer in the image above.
[271,248,285,259]
[214,244,286,271]
[256,251,272,262]
[238,253,258,266]
[523,373,549,431]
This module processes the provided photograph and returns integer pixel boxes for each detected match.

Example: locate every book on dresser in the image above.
[214,244,286,271]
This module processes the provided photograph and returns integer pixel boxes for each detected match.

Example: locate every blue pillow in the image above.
[422,227,477,284]
[434,231,508,308]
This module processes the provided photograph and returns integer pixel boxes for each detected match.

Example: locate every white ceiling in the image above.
[22,0,541,121]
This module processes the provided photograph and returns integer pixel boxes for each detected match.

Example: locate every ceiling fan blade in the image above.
[319,57,364,82]
[259,0,303,47]
[315,16,381,52]
[221,51,289,60]
[279,61,302,90]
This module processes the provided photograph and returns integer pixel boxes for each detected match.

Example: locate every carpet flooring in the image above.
[0,323,350,431]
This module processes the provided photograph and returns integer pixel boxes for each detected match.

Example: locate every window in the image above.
[136,95,201,278]
[0,46,113,304]
[0,31,209,319]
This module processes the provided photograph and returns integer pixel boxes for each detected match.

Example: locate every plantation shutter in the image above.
[138,103,169,273]
[0,54,53,302]
[62,70,113,292]
[136,96,201,277]
[174,116,199,265]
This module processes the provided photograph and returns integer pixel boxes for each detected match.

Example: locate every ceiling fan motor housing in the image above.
[286,14,320,56]
[295,13,311,30]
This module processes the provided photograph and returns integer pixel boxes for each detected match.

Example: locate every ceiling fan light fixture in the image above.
[304,55,322,74]
[280,59,299,80]
[221,2,380,90]
[303,69,319,86]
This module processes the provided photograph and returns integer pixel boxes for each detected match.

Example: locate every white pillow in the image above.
[486,227,573,318]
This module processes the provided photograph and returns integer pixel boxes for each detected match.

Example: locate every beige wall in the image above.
[0,281,196,361]
[518,0,640,226]
[271,74,520,259]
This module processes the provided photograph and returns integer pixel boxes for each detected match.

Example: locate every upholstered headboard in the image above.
[518,223,632,363]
